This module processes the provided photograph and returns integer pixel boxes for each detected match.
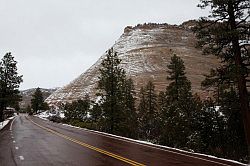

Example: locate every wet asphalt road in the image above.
[0,115,245,166]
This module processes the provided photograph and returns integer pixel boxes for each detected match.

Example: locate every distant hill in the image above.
[20,88,58,109]
[46,21,219,105]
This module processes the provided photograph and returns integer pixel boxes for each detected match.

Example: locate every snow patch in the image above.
[34,110,65,120]
[0,120,10,130]
[0,116,16,130]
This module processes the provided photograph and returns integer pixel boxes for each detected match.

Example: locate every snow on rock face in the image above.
[45,23,218,106]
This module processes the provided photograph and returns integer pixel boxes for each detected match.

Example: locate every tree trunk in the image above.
[237,74,250,160]
[228,1,250,162]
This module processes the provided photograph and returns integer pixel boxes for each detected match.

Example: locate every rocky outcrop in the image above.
[46,22,218,105]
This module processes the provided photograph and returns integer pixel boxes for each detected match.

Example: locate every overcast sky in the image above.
[0,0,209,90]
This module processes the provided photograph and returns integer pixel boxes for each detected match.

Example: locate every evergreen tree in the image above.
[194,0,250,157]
[31,88,47,114]
[89,102,102,129]
[90,103,101,122]
[138,86,146,139]
[26,105,32,115]
[196,99,226,157]
[160,54,200,149]
[138,81,159,142]
[43,102,49,111]
[158,91,166,114]
[220,87,248,161]
[97,48,137,136]
[166,54,193,103]
[64,97,90,122]
[201,69,248,161]
[121,78,138,138]
[0,52,23,121]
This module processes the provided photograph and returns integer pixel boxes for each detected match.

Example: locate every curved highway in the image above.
[0,114,245,166]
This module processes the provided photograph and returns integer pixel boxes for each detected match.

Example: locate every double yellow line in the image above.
[28,118,145,166]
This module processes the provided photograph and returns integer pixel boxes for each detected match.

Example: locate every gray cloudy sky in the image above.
[0,0,209,90]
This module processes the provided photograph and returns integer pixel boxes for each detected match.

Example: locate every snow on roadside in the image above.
[0,115,17,130]
[61,123,247,166]
[34,111,49,121]
[34,110,65,120]
[35,114,247,166]
[0,119,10,130]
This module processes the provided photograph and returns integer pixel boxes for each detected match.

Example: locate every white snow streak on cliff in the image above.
[46,24,217,105]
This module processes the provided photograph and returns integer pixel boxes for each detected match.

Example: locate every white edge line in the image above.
[35,116,247,166]
[61,124,246,166]
[9,116,17,131]
[69,127,234,166]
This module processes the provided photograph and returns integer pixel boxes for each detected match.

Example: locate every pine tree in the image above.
[158,91,166,112]
[26,105,32,115]
[121,78,138,138]
[89,103,102,130]
[64,97,90,122]
[196,99,226,157]
[220,87,248,161]
[138,81,159,142]
[201,69,248,161]
[31,88,47,114]
[138,86,146,139]
[97,48,136,136]
[0,52,23,121]
[156,91,167,143]
[194,0,250,158]
[158,91,166,121]
[166,54,192,102]
[160,54,199,149]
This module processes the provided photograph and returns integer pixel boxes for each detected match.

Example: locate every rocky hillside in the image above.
[20,88,58,109]
[46,21,218,105]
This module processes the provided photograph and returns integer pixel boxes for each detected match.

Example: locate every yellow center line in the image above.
[28,118,146,166]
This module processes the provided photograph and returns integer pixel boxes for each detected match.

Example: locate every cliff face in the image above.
[46,22,218,105]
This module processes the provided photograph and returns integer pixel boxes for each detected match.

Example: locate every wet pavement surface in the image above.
[0,115,244,166]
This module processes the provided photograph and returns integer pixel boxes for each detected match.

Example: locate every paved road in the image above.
[0,115,245,166]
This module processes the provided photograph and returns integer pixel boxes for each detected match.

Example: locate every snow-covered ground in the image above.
[0,115,16,130]
[34,110,65,120]
[35,114,247,166]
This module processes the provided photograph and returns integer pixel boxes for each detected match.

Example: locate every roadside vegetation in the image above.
[0,53,22,122]
[0,0,248,164]
[58,48,247,163]
[29,87,49,115]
